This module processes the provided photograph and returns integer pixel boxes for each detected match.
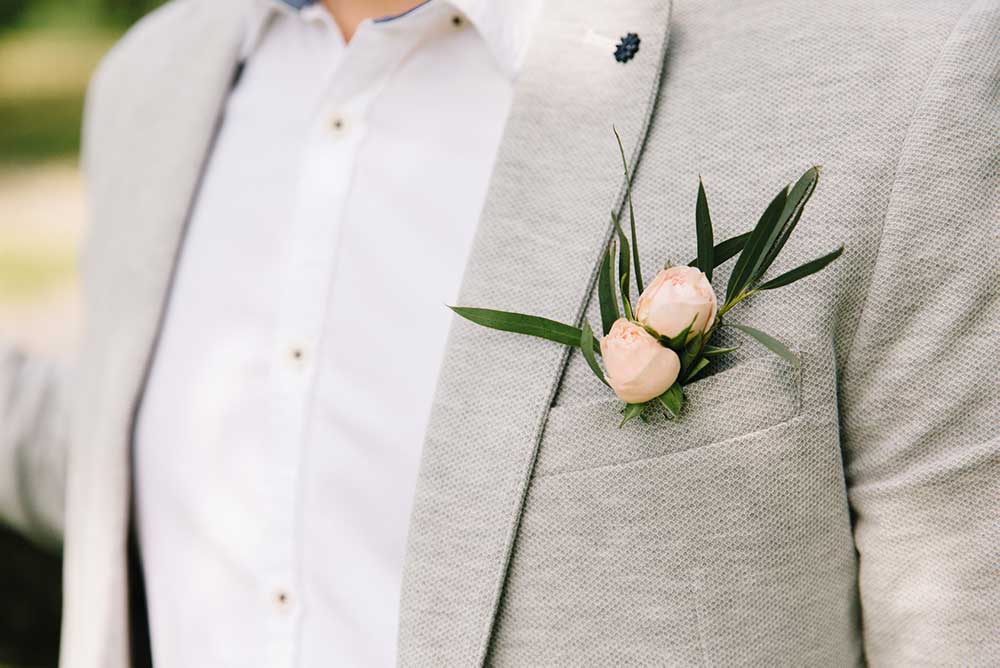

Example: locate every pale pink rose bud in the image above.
[600,319,681,404]
[635,265,718,339]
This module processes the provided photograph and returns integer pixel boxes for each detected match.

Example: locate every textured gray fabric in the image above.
[836,2,1000,662]
[0,341,66,547]
[493,340,860,665]
[0,0,995,665]
[533,351,802,478]
[534,356,802,477]
[66,0,244,665]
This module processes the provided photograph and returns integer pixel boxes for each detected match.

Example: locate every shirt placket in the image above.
[261,16,431,667]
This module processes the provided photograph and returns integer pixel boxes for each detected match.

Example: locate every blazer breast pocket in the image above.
[490,338,860,665]
[533,343,808,479]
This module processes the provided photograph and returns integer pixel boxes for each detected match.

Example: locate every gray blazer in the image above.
[1,0,997,665]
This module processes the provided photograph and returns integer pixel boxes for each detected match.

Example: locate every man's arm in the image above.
[0,340,67,549]
[840,1,999,663]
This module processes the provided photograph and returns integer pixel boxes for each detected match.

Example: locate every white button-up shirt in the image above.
[133,1,539,665]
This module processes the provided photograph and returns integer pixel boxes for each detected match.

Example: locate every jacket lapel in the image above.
[398,0,673,664]
[59,2,246,665]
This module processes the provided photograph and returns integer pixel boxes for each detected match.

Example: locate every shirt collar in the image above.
[243,0,540,79]
[445,0,541,78]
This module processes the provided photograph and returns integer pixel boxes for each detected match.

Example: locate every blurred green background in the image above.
[0,0,162,665]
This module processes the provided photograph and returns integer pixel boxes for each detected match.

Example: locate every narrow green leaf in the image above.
[656,383,684,418]
[449,306,582,347]
[620,402,646,428]
[726,186,788,302]
[755,166,821,279]
[756,245,844,291]
[665,315,698,350]
[684,357,711,383]
[726,323,799,368]
[580,321,609,386]
[613,212,632,315]
[614,127,643,294]
[597,242,619,335]
[678,332,703,379]
[620,274,634,320]
[695,178,714,281]
[688,231,752,269]
[702,344,740,357]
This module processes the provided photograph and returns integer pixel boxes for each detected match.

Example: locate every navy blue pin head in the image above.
[614,33,640,63]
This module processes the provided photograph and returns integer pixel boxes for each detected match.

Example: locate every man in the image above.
[1,0,997,665]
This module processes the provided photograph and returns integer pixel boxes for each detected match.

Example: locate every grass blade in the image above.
[687,231,751,269]
[597,242,619,335]
[449,306,582,347]
[756,245,844,291]
[695,178,714,281]
[580,321,609,386]
[726,323,799,368]
[614,127,643,294]
[726,186,788,302]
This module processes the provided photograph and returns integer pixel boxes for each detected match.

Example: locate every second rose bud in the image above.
[636,265,717,340]
[600,319,680,403]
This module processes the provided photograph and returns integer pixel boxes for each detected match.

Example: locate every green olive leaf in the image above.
[619,402,646,428]
[580,321,609,386]
[725,323,799,368]
[612,212,633,318]
[754,166,821,279]
[614,126,644,294]
[695,177,714,281]
[449,306,582,347]
[665,315,698,350]
[597,241,620,335]
[656,383,684,418]
[687,231,752,270]
[726,186,788,302]
[702,344,741,357]
[679,331,704,377]
[684,357,711,383]
[756,245,844,291]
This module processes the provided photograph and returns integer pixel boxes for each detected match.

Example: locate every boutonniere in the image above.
[452,130,843,427]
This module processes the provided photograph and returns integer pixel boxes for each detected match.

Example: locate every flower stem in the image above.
[717,288,757,318]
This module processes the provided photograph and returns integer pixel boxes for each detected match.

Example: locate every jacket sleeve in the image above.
[839,1,999,664]
[0,340,67,549]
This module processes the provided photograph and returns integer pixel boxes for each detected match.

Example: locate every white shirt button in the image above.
[289,344,307,365]
[328,113,349,136]
[274,589,291,610]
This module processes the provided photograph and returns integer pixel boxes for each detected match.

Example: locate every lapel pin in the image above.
[614,33,640,63]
